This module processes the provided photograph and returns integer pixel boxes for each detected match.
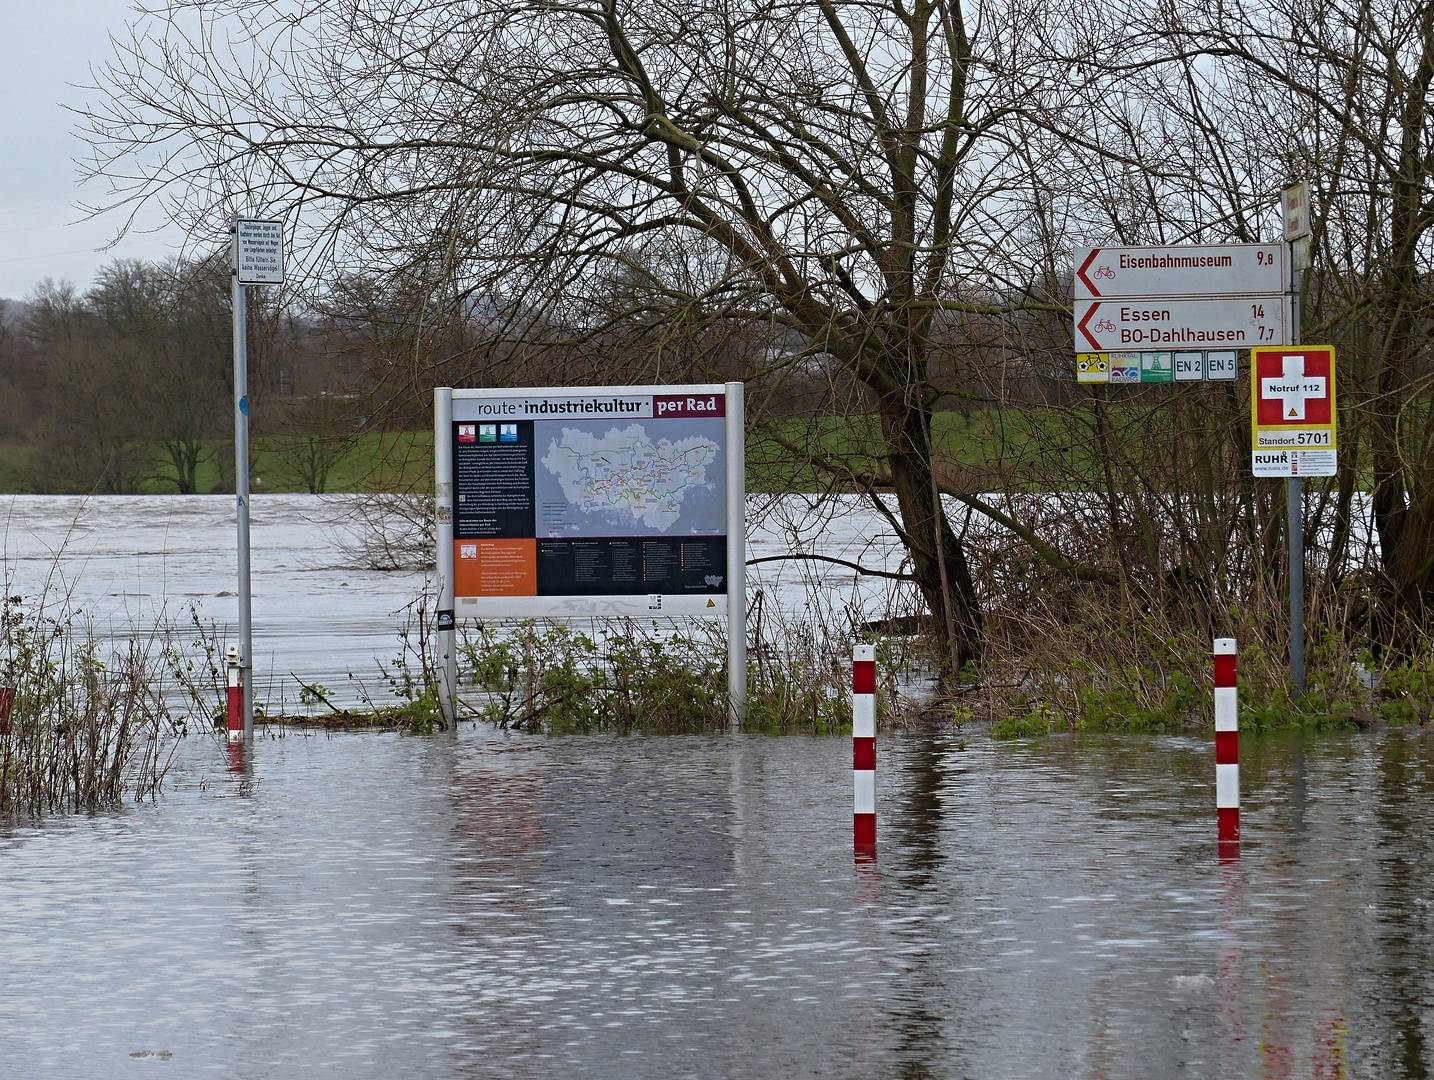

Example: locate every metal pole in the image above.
[1288,248,1304,695]
[1288,478,1305,694]
[434,387,457,726]
[231,215,254,741]
[725,382,747,729]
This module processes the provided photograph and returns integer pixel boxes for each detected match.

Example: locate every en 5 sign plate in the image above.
[1251,346,1337,477]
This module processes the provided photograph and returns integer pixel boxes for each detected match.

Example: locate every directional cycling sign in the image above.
[1250,346,1337,477]
[1075,244,1286,300]
[1075,297,1285,352]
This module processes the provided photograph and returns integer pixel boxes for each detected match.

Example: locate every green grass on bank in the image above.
[0,393,1388,495]
[0,413,1069,495]
[747,410,1073,491]
[0,431,435,495]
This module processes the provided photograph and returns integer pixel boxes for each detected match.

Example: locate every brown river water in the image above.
[2,725,1431,1078]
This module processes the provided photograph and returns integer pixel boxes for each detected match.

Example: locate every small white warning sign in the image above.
[235,219,285,285]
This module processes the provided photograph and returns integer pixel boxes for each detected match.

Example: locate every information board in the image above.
[235,219,285,285]
[1250,346,1337,477]
[437,385,741,617]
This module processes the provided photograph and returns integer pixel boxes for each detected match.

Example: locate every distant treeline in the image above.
[0,256,1065,496]
[0,258,341,494]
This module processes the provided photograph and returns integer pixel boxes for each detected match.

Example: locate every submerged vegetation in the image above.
[459,616,905,735]
[0,591,174,815]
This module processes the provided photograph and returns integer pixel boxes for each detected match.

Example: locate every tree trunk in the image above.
[1370,37,1434,647]
[878,391,982,674]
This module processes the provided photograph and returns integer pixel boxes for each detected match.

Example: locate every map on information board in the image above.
[538,421,724,536]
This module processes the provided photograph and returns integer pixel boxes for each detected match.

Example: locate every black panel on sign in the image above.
[454,421,535,539]
[536,537,727,595]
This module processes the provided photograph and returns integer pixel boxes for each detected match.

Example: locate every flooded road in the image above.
[3,726,1431,1077]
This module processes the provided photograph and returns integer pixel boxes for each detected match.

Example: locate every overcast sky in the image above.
[0,0,183,300]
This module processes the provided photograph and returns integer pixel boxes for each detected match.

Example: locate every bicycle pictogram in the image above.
[1093,264,1116,280]
[1094,318,1115,333]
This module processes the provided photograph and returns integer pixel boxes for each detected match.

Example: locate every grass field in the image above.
[0,388,1359,495]
[0,416,1034,495]
[746,410,1084,490]
[0,431,435,495]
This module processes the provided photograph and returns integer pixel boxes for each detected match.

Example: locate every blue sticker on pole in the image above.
[239,396,249,415]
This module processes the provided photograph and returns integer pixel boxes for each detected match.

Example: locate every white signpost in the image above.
[1074,297,1286,352]
[435,384,747,727]
[1075,217,1318,699]
[235,220,285,285]
[230,216,286,743]
[1075,243,1286,300]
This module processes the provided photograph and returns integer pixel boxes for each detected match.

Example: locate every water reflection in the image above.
[0,728,1432,1077]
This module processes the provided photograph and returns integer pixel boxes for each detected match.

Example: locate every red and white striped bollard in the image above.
[226,646,244,745]
[1214,638,1238,848]
[853,643,876,851]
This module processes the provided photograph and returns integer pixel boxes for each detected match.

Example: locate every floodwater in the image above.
[2,495,1432,1076]
[3,727,1433,1077]
[0,494,911,709]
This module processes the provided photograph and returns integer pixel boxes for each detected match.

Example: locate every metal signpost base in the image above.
[1283,182,1311,698]
[435,387,458,726]
[725,382,747,730]
[1288,477,1305,695]
[231,215,285,743]
[1288,230,1304,697]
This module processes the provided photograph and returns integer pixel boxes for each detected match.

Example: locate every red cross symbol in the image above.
[1255,348,1333,426]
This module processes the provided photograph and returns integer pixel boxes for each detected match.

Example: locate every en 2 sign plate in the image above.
[1250,346,1337,477]
[235,219,285,285]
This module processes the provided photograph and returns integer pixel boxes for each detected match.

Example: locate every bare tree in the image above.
[23,279,151,494]
[87,258,233,493]
[77,0,1113,671]
[1143,0,1434,644]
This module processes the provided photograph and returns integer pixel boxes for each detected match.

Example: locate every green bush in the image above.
[458,618,884,734]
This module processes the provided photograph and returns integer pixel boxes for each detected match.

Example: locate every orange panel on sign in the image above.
[454,538,537,597]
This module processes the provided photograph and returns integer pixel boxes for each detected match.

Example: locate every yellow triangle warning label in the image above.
[1288,407,1297,417]
[707,599,716,607]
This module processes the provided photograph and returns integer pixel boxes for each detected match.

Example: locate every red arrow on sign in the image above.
[1077,302,1102,349]
[1078,248,1103,297]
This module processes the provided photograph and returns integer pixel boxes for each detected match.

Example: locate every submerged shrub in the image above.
[458,611,897,735]
[0,592,175,815]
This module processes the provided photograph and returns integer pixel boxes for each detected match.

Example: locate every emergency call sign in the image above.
[1251,346,1337,477]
